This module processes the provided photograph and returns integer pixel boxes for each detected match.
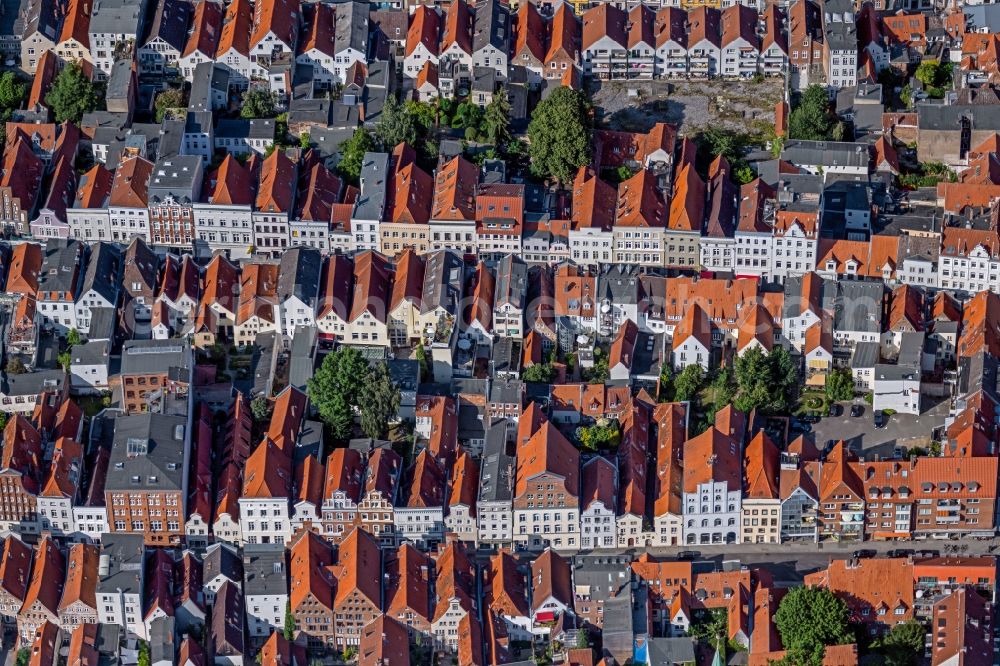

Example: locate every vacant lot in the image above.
[589,77,785,135]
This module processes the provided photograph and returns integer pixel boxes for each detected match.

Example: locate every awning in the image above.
[535,611,555,623]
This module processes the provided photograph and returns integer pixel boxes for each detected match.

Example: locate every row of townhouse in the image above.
[580,3,788,80]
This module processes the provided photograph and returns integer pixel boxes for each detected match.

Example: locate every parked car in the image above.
[829,404,842,417]
[852,549,877,559]
[799,414,821,424]
[874,410,888,428]
[850,405,864,417]
[887,549,913,559]
[676,551,700,561]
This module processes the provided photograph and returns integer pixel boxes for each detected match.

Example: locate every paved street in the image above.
[810,397,950,459]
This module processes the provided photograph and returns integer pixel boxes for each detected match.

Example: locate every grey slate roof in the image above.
[353,152,390,221]
[149,156,202,204]
[89,0,146,35]
[71,339,111,367]
[421,250,464,316]
[121,339,190,375]
[833,280,884,333]
[851,341,880,369]
[142,0,192,51]
[334,1,368,55]
[479,421,514,504]
[242,544,288,597]
[203,543,243,588]
[494,254,527,309]
[917,103,1000,132]
[211,581,245,659]
[97,533,146,595]
[190,63,229,114]
[106,412,189,492]
[277,247,322,305]
[1,369,65,396]
[87,307,117,342]
[79,242,121,305]
[472,0,510,53]
[781,140,871,170]
[38,238,83,296]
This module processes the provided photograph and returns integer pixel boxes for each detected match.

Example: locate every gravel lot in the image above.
[589,77,785,134]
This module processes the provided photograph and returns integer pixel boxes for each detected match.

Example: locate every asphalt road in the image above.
[810,397,950,459]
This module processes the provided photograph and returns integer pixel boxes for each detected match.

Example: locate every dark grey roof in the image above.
[457,403,485,442]
[387,359,419,392]
[89,0,145,34]
[897,331,924,367]
[875,363,919,381]
[184,110,213,136]
[121,339,190,375]
[473,66,497,92]
[142,0,193,51]
[479,421,514,504]
[277,247,322,305]
[851,341,880,369]
[598,264,640,305]
[252,331,277,397]
[287,97,331,127]
[781,140,871,170]
[18,0,59,43]
[288,327,317,392]
[571,554,632,600]
[149,156,202,204]
[203,543,243,587]
[106,413,189,492]
[329,102,361,129]
[71,339,111,367]
[917,103,1000,132]
[1,369,65,396]
[215,119,250,139]
[155,120,185,162]
[149,616,175,665]
[362,85,387,126]
[87,307,117,342]
[491,337,519,375]
[39,238,83,295]
[823,0,857,51]
[334,1,368,55]
[472,0,510,53]
[353,152,390,220]
[97,533,146,595]
[366,59,391,88]
[647,638,698,666]
[106,60,134,101]
[833,280,884,333]
[242,544,288,597]
[421,250,464,315]
[190,63,229,114]
[489,377,522,404]
[79,242,121,305]
[494,254,527,308]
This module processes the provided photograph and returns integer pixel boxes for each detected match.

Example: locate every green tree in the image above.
[733,347,798,414]
[575,629,590,649]
[154,87,187,122]
[45,62,101,124]
[527,87,592,184]
[403,99,436,131]
[900,83,914,109]
[358,363,401,439]
[826,369,855,402]
[689,608,728,651]
[483,88,512,147]
[5,357,25,375]
[774,587,853,666]
[451,100,484,131]
[14,649,28,666]
[240,88,277,119]
[709,367,736,412]
[0,72,27,112]
[307,348,369,440]
[674,365,705,403]
[873,620,926,666]
[283,601,295,640]
[337,128,376,184]
[523,363,557,383]
[375,94,419,149]
[250,396,271,423]
[58,351,71,371]
[66,328,81,347]
[734,164,755,184]
[0,412,8,430]
[137,640,151,666]
[584,354,609,384]
[658,364,675,402]
[788,84,834,141]
[299,132,311,148]
[414,341,429,381]
[577,419,621,452]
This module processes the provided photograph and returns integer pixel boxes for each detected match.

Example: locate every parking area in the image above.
[809,397,950,459]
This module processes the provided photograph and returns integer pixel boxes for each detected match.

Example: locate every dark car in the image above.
[852,549,877,559]
[677,551,700,561]
[829,404,842,417]
[850,405,864,417]
[887,549,913,559]
[874,410,888,428]
[800,414,821,424]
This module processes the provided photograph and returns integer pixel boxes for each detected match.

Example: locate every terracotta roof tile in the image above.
[109,156,154,208]
[406,5,441,57]
[545,3,580,64]
[250,0,299,50]
[256,149,296,213]
[616,168,666,227]
[441,0,472,55]
[6,242,42,297]
[183,0,223,58]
